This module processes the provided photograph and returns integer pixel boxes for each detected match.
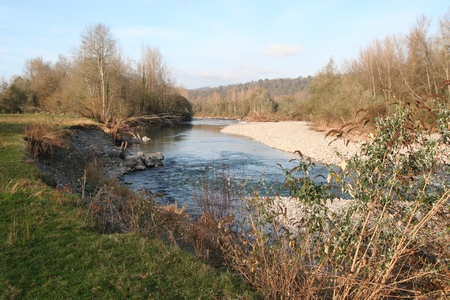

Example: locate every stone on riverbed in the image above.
[134,160,147,170]
[150,156,163,167]
[124,155,141,167]
[149,151,164,160]
[122,151,164,171]
[144,156,154,167]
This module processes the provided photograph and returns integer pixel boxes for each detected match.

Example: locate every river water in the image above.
[123,119,328,216]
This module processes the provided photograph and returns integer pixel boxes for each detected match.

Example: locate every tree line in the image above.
[187,76,312,119]
[294,11,450,126]
[189,10,450,125]
[0,23,193,123]
[2,10,449,127]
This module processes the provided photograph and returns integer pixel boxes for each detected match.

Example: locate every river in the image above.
[123,119,329,217]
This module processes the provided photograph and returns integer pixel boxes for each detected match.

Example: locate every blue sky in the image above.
[0,1,448,89]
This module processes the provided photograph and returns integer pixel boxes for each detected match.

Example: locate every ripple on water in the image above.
[123,119,331,217]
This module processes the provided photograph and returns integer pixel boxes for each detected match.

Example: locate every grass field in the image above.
[0,113,257,299]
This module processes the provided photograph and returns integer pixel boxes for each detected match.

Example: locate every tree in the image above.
[50,55,72,112]
[406,15,437,96]
[0,76,30,112]
[246,85,277,117]
[73,23,119,122]
[138,45,174,114]
[164,94,193,118]
[24,56,68,111]
[307,58,379,125]
[437,9,450,102]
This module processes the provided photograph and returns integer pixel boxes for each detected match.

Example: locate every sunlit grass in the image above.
[0,113,257,299]
[0,112,99,127]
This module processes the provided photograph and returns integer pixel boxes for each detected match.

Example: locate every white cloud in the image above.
[263,43,304,57]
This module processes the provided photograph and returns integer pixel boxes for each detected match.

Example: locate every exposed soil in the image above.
[35,125,130,195]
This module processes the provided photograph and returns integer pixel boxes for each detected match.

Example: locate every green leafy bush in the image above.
[196,91,450,299]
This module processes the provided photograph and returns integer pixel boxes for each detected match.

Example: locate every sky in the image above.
[0,1,448,89]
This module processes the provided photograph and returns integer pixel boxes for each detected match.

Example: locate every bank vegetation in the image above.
[190,11,450,127]
[0,23,193,129]
[2,9,450,300]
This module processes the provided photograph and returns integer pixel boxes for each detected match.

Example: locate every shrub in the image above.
[188,167,242,264]
[80,164,191,242]
[320,94,450,298]
[24,123,70,159]
[194,91,450,299]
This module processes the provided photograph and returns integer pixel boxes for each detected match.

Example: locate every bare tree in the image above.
[73,23,118,122]
[438,9,450,102]
[407,15,437,95]
[138,45,174,114]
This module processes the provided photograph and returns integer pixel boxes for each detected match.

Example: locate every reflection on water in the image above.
[123,119,328,217]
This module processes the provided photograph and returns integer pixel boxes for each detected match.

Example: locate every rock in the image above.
[124,154,137,161]
[107,150,121,158]
[144,156,154,167]
[148,151,164,160]
[135,151,165,170]
[134,160,147,170]
[119,150,128,159]
[124,155,140,168]
[121,151,164,170]
[150,156,163,167]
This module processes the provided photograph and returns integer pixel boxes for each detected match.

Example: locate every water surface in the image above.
[123,119,328,216]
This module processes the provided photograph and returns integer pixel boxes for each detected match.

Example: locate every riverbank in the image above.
[0,115,255,299]
[34,125,145,197]
[221,121,363,165]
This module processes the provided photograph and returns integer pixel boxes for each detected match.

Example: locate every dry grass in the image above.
[17,114,98,160]
[189,94,450,299]
[0,113,99,126]
[192,170,450,299]
[24,123,71,159]
[85,181,194,248]
[185,168,241,264]
[80,163,192,243]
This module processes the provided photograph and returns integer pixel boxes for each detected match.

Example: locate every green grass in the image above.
[0,113,257,299]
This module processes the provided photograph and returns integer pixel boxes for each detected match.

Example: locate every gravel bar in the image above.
[221,121,362,165]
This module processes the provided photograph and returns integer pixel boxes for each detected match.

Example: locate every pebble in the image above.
[221,121,363,165]
[221,121,358,228]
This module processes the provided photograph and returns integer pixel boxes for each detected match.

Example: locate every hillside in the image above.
[187,76,313,100]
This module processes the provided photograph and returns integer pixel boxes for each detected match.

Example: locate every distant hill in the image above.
[187,76,313,100]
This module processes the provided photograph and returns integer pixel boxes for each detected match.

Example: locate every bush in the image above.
[80,163,192,244]
[194,91,450,299]
[24,123,70,159]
